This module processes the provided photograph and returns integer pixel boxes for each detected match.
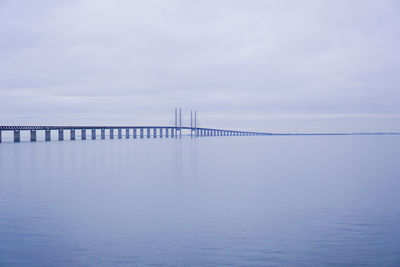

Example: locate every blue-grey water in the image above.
[1,136,400,266]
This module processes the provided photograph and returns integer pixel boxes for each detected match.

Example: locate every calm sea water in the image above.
[0,135,400,266]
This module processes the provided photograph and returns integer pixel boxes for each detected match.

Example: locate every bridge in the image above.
[0,108,271,143]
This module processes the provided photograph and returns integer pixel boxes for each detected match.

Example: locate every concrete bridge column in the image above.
[0,130,2,143]
[147,128,150,138]
[133,128,137,139]
[81,129,86,140]
[153,128,157,138]
[91,129,96,140]
[118,129,122,139]
[59,129,64,141]
[30,130,36,142]
[166,128,169,138]
[171,128,174,138]
[160,128,163,138]
[140,128,144,138]
[71,129,75,140]
[101,129,105,139]
[14,130,20,142]
[110,129,114,139]
[45,129,51,141]
[126,128,130,139]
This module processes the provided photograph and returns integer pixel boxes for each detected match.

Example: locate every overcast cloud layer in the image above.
[1,0,399,132]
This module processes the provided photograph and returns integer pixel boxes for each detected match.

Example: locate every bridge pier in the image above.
[160,128,163,138]
[91,129,96,140]
[166,128,169,138]
[0,130,2,143]
[133,128,137,139]
[147,128,150,138]
[45,129,51,141]
[140,128,144,138]
[71,129,75,140]
[153,128,156,138]
[81,129,86,140]
[126,129,129,139]
[58,129,64,141]
[14,130,20,142]
[101,129,105,139]
[30,130,36,142]
[118,129,122,139]
[110,129,114,139]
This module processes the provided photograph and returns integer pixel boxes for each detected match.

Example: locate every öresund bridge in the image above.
[0,108,271,143]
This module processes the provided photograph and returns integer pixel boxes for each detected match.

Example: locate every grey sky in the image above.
[1,0,399,132]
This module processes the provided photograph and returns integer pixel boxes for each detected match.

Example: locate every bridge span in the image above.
[0,109,272,143]
[0,126,271,143]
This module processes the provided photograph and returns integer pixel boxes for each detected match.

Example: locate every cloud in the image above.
[1,0,399,132]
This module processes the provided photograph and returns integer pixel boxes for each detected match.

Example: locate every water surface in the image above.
[1,136,400,266]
